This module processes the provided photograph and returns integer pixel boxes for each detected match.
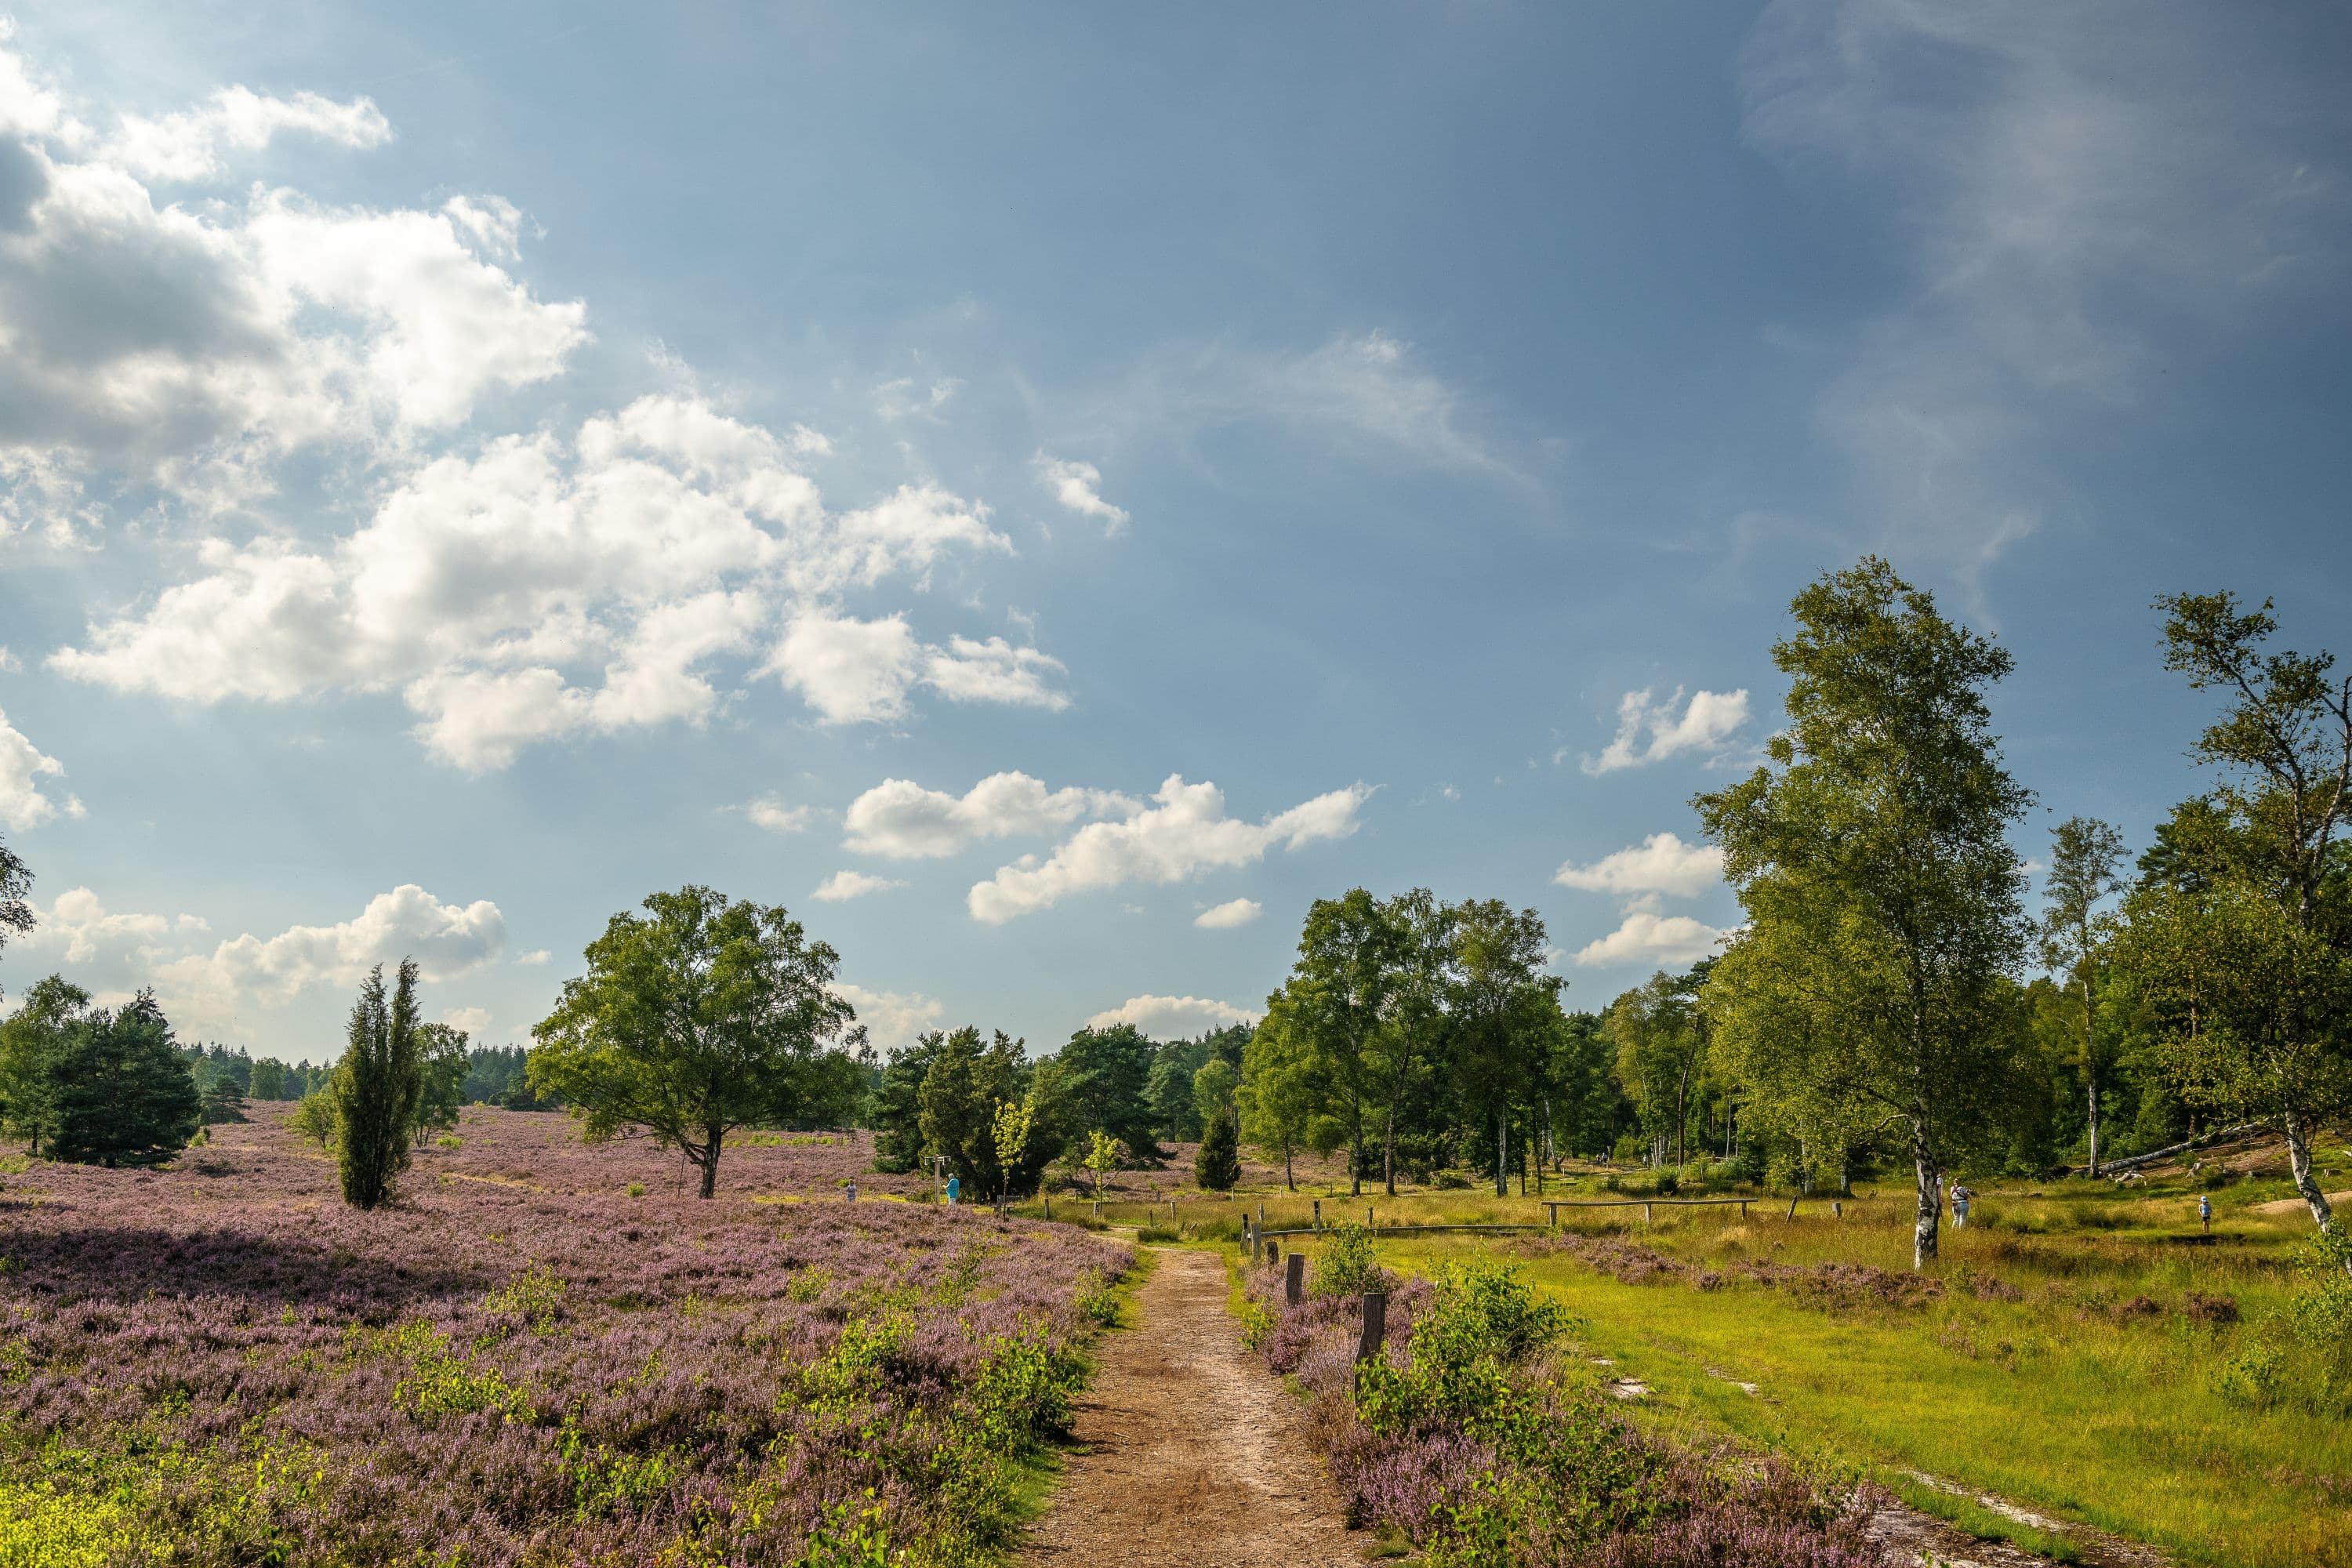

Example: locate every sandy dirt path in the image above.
[1022,1246,1370,1568]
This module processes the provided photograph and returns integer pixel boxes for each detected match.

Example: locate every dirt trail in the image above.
[1022,1246,1369,1568]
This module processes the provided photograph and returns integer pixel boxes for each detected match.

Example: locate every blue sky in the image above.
[2,2,2348,1062]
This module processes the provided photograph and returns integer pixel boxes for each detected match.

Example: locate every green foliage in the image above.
[1697,557,2034,1267]
[1057,1023,1159,1156]
[483,1263,568,1336]
[1193,1108,1240,1191]
[0,833,27,999]
[868,1032,942,1173]
[198,1073,249,1126]
[1313,1222,1382,1298]
[50,992,201,1168]
[331,959,422,1209]
[0,975,89,1158]
[1071,1267,1120,1327]
[528,885,862,1199]
[412,1021,470,1143]
[288,1090,336,1147]
[919,1026,1061,1196]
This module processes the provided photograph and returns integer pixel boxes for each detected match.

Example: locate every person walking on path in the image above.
[1951,1183,1972,1229]
[2199,1192,2212,1234]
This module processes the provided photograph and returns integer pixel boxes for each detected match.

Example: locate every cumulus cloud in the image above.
[1581,688,1750,775]
[833,980,945,1054]
[746,796,811,833]
[440,1004,492,1037]
[1739,2,2352,584]
[1194,897,1262,929]
[8,882,502,1036]
[1085,993,1261,1038]
[1033,454,1129,532]
[843,771,1132,860]
[967,775,1370,924]
[113,84,393,182]
[1571,911,1728,969]
[1554,833,1725,898]
[53,396,1036,764]
[811,869,903,902]
[0,707,82,829]
[0,41,585,503]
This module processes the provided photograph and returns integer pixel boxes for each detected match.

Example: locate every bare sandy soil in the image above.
[1022,1247,1370,1568]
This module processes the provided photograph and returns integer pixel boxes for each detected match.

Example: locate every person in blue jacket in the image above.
[946,1174,960,1207]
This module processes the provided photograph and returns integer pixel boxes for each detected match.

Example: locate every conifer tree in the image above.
[332,959,423,1209]
[1195,1107,1242,1192]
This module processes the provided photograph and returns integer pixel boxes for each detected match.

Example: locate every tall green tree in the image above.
[1446,899,1563,1196]
[2122,590,2352,1237]
[1190,1056,1238,1132]
[1285,888,1402,1196]
[53,992,201,1168]
[1057,1024,1159,1157]
[249,1058,291,1100]
[1374,887,1454,1195]
[411,1022,470,1145]
[333,960,423,1209]
[530,887,862,1199]
[0,975,89,1156]
[917,1027,1032,1193]
[1236,1002,1329,1190]
[1697,557,2033,1269]
[2040,816,2128,1174]
[869,1033,944,1172]
[1604,969,1708,1168]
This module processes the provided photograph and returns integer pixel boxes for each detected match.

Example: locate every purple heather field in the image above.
[0,1105,1128,1565]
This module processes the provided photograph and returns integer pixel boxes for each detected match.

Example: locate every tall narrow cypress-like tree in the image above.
[332,959,423,1209]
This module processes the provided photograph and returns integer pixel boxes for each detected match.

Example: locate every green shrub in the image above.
[626,1181,645,1197]
[1313,1222,1382,1298]
[288,1091,336,1147]
[434,1134,462,1149]
[1072,1266,1121,1327]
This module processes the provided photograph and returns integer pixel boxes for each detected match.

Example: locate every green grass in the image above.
[1332,1184,2350,1568]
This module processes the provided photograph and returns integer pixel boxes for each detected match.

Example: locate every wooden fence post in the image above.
[1786,1196,1798,1221]
[1285,1251,1305,1305]
[1834,1200,1843,1219]
[1644,1201,1653,1225]
[1357,1290,1388,1364]
[1312,1200,1322,1232]
[1367,1205,1374,1232]
[1265,1236,1279,1267]
[1739,1200,1750,1221]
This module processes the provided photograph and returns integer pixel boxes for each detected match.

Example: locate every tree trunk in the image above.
[2082,972,2101,1179]
[698,1125,722,1200]
[1494,1105,1508,1199]
[1675,1051,1693,1170]
[1910,1116,1940,1270]
[2283,1108,2338,1237]
[1349,1087,1363,1198]
[1284,1142,1295,1192]
[1383,1097,1397,1197]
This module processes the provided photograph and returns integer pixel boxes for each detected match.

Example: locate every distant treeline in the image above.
[175,1041,557,1108]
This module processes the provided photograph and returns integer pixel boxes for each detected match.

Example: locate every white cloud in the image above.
[0,43,585,501]
[746,796,812,833]
[53,397,1030,763]
[1554,833,1726,898]
[1739,2,2351,584]
[9,882,502,1036]
[440,1004,492,1037]
[515,949,550,966]
[833,980,944,1054]
[968,775,1370,924]
[113,85,393,182]
[1581,688,1750,775]
[766,611,1066,728]
[873,376,959,423]
[1085,993,1261,1038]
[1570,910,1728,969]
[812,869,903,903]
[844,771,1131,859]
[0,707,82,829]
[1033,454,1129,532]
[1194,897,1262,929]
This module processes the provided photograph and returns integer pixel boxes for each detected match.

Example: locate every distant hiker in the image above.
[946,1174,960,1207]
[844,1180,858,1203]
[2199,1193,2212,1233]
[1951,1184,1972,1229]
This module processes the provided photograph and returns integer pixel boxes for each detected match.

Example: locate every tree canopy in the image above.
[529,886,862,1198]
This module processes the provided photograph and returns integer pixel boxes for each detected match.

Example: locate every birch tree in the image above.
[2040,817,2128,1174]
[1697,557,2032,1269]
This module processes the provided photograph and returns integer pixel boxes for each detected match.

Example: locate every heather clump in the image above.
[0,1102,1130,1566]
[1243,1249,1890,1566]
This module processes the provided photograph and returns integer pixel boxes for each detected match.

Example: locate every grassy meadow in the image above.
[1054,1139,2352,1567]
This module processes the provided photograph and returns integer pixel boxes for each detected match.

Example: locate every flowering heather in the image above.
[1241,1251,1889,1566]
[0,1105,1129,1566]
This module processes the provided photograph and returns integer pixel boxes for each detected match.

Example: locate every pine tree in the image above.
[200,1075,249,1125]
[51,992,201,1168]
[1195,1108,1242,1192]
[332,959,423,1209]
